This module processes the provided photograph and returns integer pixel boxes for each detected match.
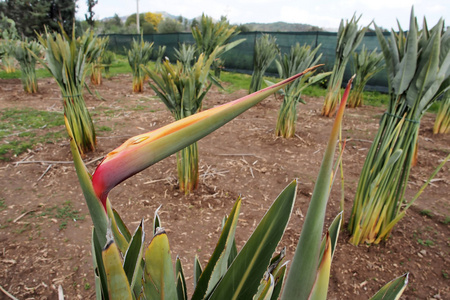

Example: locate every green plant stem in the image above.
[63,89,96,154]
[177,142,199,194]
[434,95,450,134]
[19,64,38,93]
[249,69,264,94]
[276,96,297,138]
[349,110,418,245]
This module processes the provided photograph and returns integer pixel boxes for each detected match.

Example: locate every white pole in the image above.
[136,0,140,34]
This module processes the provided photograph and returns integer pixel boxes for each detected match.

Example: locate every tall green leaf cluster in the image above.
[127,37,153,92]
[101,50,115,76]
[347,45,385,108]
[174,43,196,68]
[272,43,330,138]
[348,8,450,245]
[90,36,109,85]
[13,39,42,93]
[322,14,368,116]
[154,45,166,72]
[191,14,245,77]
[0,38,16,73]
[36,27,101,154]
[249,34,279,94]
[143,51,217,193]
[0,13,18,73]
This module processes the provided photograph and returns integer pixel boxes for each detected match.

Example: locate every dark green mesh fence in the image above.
[102,31,390,92]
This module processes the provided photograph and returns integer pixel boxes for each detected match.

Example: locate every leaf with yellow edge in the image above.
[123,220,145,293]
[193,255,203,289]
[66,115,108,246]
[281,76,354,300]
[192,198,241,299]
[102,240,133,300]
[369,273,409,300]
[176,256,188,300]
[308,233,332,300]
[209,180,297,300]
[92,228,109,300]
[106,201,129,253]
[143,228,177,300]
[254,274,275,300]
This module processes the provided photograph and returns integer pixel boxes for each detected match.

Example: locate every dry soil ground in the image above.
[0,74,449,299]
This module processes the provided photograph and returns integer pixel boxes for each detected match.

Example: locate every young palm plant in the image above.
[127,37,153,92]
[348,9,450,246]
[36,27,101,154]
[174,43,196,67]
[1,39,16,73]
[143,50,218,193]
[101,50,115,78]
[347,45,385,108]
[270,43,331,138]
[90,36,109,85]
[249,34,279,94]
[322,15,368,117]
[154,45,166,72]
[433,90,450,134]
[0,13,18,73]
[191,14,245,77]
[13,39,42,93]
[68,72,408,299]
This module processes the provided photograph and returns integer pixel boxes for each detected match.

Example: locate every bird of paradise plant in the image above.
[35,26,101,154]
[66,67,408,299]
[142,48,221,194]
[127,37,153,92]
[347,45,385,108]
[268,43,331,138]
[90,36,109,85]
[13,39,42,93]
[249,34,279,94]
[348,8,450,245]
[321,15,368,117]
[191,14,245,78]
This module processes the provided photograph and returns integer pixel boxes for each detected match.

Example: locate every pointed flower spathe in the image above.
[92,66,321,207]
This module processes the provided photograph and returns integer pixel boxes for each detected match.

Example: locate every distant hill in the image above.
[101,13,331,32]
[244,22,322,32]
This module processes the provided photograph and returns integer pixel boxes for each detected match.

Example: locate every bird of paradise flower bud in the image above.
[92,66,322,208]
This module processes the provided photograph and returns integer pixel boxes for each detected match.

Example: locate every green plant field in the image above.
[1,54,438,113]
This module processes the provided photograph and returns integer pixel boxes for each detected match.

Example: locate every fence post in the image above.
[315,31,319,49]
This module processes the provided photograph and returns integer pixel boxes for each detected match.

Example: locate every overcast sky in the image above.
[76,0,448,31]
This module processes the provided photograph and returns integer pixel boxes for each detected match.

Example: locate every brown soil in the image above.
[0,74,449,300]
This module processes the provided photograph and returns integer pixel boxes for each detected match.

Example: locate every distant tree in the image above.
[125,13,155,34]
[0,12,18,40]
[0,0,76,37]
[308,26,322,32]
[236,24,251,32]
[158,18,182,33]
[125,13,145,27]
[110,14,122,26]
[48,0,77,33]
[144,12,162,31]
[190,18,199,29]
[182,17,190,32]
[142,22,156,34]
[85,0,98,29]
